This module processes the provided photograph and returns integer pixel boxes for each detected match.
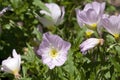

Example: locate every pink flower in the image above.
[36,32,71,69]
[76,1,105,29]
[80,38,104,54]
[102,15,120,39]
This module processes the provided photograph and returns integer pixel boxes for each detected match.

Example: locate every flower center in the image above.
[113,34,119,39]
[89,23,97,29]
[49,48,58,58]
[12,68,19,76]
[85,30,94,37]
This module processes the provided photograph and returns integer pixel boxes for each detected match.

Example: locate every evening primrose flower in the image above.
[39,3,65,27]
[1,49,21,78]
[36,32,71,69]
[80,38,104,54]
[102,15,120,39]
[76,1,105,29]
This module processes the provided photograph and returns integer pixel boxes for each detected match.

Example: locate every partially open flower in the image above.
[36,32,71,69]
[102,15,120,39]
[80,38,104,54]
[76,1,105,30]
[39,3,65,27]
[1,49,21,78]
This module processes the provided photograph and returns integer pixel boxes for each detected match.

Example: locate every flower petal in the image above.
[36,32,71,69]
[80,38,101,54]
[86,9,98,24]
[56,6,65,25]
[46,3,61,23]
[75,9,85,27]
[2,58,20,73]
[102,15,120,35]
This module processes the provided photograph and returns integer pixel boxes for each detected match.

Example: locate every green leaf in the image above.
[22,66,27,78]
[33,0,50,13]
[32,27,42,42]
[111,72,116,80]
[64,50,75,80]
[105,71,110,79]
[4,24,11,30]
[110,57,120,72]
[90,72,95,80]
[10,0,20,8]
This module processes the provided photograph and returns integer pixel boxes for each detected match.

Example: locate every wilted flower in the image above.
[76,1,105,29]
[36,32,71,69]
[39,3,65,27]
[80,38,104,54]
[102,15,120,39]
[1,49,21,78]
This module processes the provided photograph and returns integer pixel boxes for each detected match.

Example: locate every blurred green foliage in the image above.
[0,0,120,80]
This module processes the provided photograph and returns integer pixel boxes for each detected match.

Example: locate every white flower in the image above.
[39,3,65,27]
[1,49,21,78]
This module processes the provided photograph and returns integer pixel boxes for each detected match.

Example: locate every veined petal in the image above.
[42,56,52,64]
[36,32,71,69]
[81,45,95,53]
[76,1,105,29]
[75,9,85,27]
[92,2,101,15]
[56,6,65,25]
[80,38,98,48]
[102,18,113,34]
[80,38,103,54]
[84,1,105,16]
[86,9,98,24]
[84,3,92,11]
[53,55,67,66]
[46,62,55,69]
[102,15,120,36]
[77,10,90,25]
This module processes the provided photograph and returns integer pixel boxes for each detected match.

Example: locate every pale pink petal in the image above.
[36,32,71,69]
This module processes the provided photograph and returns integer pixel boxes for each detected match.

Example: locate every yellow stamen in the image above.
[49,48,58,58]
[86,30,94,37]
[13,69,19,76]
[89,23,97,29]
[113,34,119,39]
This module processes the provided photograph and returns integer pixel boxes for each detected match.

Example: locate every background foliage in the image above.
[0,0,120,80]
